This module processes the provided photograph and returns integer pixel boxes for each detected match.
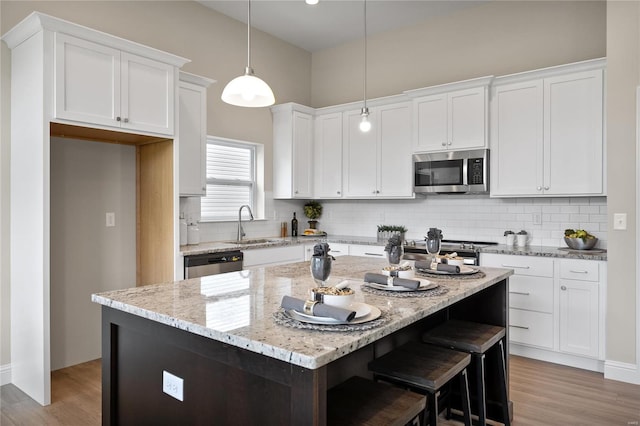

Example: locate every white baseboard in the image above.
[509,344,604,372]
[604,360,640,385]
[0,363,11,386]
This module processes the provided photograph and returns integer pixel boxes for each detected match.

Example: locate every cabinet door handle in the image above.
[124,118,129,123]
[501,264,530,269]
[561,285,567,291]
[441,142,446,147]
[375,190,380,194]
[509,291,530,296]
[510,325,530,330]
[116,116,121,122]
[447,141,452,146]
[569,270,588,274]
[365,252,383,256]
[536,186,542,191]
[337,191,341,195]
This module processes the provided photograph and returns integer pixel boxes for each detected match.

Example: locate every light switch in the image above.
[106,212,115,227]
[613,213,627,230]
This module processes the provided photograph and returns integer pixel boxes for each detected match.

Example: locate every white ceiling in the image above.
[197,0,487,52]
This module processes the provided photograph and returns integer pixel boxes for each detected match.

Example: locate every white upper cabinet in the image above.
[314,112,343,198]
[406,77,492,152]
[179,72,214,197]
[343,101,413,198]
[491,59,605,197]
[272,103,314,199]
[55,33,179,136]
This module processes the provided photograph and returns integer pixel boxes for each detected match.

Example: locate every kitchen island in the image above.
[92,256,513,425]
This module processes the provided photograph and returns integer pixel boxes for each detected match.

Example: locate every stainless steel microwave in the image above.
[413,149,489,194]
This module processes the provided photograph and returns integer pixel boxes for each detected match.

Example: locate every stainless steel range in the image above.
[403,239,498,265]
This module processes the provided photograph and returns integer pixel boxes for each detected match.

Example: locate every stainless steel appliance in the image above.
[403,239,497,265]
[184,251,244,278]
[413,149,489,194]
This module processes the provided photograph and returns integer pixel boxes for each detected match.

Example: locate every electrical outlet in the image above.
[613,213,627,230]
[163,370,184,401]
[106,212,115,227]
[533,212,542,225]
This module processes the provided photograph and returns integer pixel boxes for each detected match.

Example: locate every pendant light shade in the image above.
[221,67,275,107]
[359,0,370,132]
[221,0,275,107]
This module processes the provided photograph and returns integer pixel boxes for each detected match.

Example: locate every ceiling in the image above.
[197,0,487,52]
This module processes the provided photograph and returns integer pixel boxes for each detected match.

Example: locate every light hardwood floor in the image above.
[1,356,639,425]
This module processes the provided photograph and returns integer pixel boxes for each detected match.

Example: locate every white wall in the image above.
[606,1,639,367]
[0,41,11,382]
[49,138,136,370]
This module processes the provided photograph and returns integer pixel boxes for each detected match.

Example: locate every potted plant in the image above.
[303,200,323,229]
[377,225,407,242]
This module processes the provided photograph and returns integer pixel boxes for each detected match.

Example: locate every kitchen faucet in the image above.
[237,205,254,242]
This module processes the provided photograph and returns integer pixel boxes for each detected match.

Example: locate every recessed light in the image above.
[305,0,319,5]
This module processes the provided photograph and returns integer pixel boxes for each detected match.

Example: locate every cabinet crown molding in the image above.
[179,71,216,88]
[404,75,494,98]
[2,11,190,67]
[492,58,606,86]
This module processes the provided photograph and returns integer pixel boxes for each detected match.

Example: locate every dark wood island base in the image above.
[99,274,510,424]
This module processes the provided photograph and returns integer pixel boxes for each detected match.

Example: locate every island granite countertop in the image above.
[92,256,512,370]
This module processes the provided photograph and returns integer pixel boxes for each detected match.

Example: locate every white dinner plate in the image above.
[296,302,371,320]
[416,265,479,275]
[365,279,438,292]
[287,304,381,325]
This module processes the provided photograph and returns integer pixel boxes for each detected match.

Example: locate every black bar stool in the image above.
[422,320,510,426]
[327,376,426,426]
[368,342,472,426]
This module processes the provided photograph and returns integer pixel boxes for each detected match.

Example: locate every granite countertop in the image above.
[179,235,382,256]
[480,244,607,261]
[181,235,607,261]
[92,256,513,370]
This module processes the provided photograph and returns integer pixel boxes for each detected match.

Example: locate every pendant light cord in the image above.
[247,0,252,70]
[363,0,367,109]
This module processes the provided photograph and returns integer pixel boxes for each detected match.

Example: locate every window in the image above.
[201,137,257,221]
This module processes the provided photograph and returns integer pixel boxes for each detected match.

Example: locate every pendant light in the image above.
[221,0,275,107]
[359,0,371,132]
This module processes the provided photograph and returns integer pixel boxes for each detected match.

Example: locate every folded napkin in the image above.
[364,272,421,290]
[414,261,460,274]
[280,295,356,322]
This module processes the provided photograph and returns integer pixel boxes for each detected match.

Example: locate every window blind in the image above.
[201,138,255,221]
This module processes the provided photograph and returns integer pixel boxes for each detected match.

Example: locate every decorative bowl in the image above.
[564,237,598,250]
[310,287,355,308]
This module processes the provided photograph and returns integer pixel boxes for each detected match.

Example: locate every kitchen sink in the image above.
[235,239,275,245]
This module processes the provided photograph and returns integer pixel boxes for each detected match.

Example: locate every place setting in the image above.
[360,235,450,298]
[273,243,387,331]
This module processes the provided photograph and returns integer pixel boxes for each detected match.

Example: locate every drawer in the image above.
[509,275,554,313]
[509,308,553,349]
[329,243,349,257]
[349,244,386,258]
[481,253,553,277]
[559,259,599,282]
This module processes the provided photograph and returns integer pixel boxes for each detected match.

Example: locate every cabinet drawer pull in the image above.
[501,264,530,269]
[569,270,588,274]
[333,250,342,254]
[509,291,530,296]
[561,285,567,291]
[365,252,383,256]
[510,325,530,330]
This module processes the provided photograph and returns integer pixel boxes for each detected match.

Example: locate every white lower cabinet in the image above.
[348,244,386,259]
[243,245,305,268]
[481,253,606,371]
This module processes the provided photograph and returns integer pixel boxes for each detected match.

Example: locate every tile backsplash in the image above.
[181,194,607,249]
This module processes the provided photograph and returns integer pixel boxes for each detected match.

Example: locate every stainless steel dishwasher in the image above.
[184,251,244,278]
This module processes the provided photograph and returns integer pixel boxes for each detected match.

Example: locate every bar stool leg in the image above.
[476,353,487,426]
[498,340,511,426]
[460,368,472,426]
